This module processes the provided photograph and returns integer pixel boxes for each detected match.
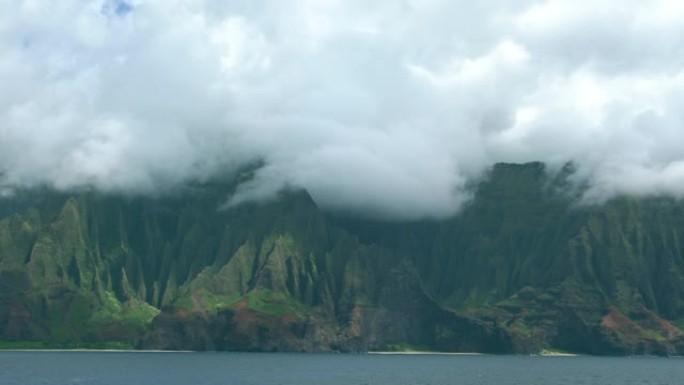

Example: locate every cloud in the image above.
[1,0,684,218]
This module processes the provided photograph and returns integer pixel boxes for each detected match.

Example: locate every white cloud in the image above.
[1,0,684,218]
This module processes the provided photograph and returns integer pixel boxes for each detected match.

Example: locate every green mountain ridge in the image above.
[1,162,684,355]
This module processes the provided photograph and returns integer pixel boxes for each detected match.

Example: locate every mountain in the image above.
[1,162,684,355]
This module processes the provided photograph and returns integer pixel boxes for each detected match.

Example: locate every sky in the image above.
[1,0,684,219]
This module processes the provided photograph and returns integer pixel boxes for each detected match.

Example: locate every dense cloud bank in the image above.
[1,0,684,218]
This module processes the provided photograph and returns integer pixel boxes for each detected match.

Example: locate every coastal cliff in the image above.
[2,163,684,355]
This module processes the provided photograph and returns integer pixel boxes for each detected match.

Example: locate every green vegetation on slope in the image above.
[1,163,684,355]
[244,289,312,318]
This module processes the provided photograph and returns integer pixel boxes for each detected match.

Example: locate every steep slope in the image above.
[0,186,508,352]
[1,163,684,354]
[333,163,684,355]
[429,164,684,355]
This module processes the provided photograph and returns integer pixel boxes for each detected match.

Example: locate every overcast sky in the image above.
[2,0,684,219]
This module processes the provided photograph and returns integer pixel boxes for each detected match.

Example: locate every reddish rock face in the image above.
[598,306,684,355]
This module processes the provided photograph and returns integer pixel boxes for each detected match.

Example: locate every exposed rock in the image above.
[2,163,684,355]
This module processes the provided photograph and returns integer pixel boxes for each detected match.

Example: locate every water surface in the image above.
[1,351,682,385]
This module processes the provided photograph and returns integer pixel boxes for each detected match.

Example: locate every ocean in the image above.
[1,351,682,384]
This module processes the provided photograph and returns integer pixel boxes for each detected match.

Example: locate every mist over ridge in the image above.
[2,0,684,219]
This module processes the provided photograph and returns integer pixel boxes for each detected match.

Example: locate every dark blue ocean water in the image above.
[1,351,682,385]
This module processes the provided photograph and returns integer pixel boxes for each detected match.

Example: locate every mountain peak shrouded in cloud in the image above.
[2,0,684,219]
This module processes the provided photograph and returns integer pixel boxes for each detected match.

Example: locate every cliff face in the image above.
[425,163,684,355]
[1,163,684,355]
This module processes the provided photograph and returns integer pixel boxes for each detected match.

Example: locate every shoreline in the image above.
[537,350,581,357]
[0,349,194,353]
[368,351,483,355]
